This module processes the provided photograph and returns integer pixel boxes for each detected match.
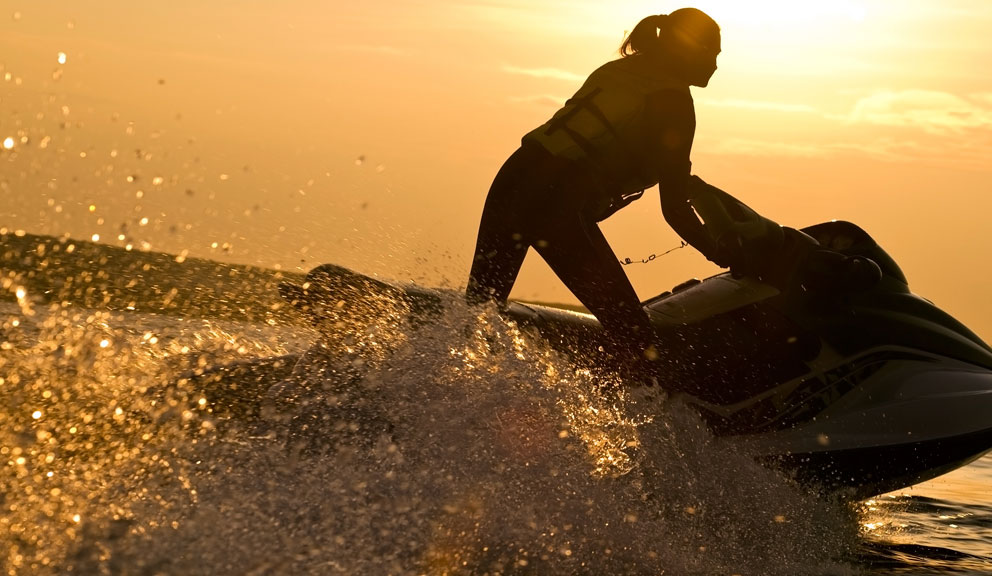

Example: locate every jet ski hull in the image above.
[179,220,992,498]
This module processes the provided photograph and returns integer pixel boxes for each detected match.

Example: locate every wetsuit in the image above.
[467,55,714,361]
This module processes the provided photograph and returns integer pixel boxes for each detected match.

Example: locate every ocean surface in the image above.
[2,278,991,575]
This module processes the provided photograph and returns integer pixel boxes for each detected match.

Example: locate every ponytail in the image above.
[620,9,720,58]
[620,14,668,57]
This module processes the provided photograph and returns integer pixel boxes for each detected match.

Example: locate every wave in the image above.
[0,276,862,574]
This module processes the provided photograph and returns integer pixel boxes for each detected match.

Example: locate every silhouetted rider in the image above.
[467,9,726,365]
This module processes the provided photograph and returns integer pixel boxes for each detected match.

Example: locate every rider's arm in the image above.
[647,90,721,262]
[661,187,720,262]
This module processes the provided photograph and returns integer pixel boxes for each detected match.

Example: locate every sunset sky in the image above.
[2,1,991,336]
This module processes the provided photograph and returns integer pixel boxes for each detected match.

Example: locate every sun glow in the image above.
[547,0,877,91]
[637,0,870,62]
[696,0,867,26]
[607,1,867,30]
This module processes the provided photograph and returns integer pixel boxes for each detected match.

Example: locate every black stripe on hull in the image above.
[770,426,992,499]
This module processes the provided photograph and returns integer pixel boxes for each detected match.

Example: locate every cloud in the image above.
[707,138,830,158]
[507,94,567,108]
[331,44,409,57]
[839,135,992,172]
[501,64,584,83]
[970,92,992,106]
[701,90,992,136]
[700,99,820,114]
[846,90,992,134]
[709,133,992,172]
[703,89,992,170]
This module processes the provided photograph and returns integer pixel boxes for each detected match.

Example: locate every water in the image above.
[2,283,991,575]
[857,459,992,574]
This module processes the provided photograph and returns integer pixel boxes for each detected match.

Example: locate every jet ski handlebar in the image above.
[686,176,884,292]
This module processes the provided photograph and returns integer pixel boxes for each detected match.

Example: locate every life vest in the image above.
[523,55,691,201]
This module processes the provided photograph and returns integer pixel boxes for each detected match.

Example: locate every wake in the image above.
[0,294,859,575]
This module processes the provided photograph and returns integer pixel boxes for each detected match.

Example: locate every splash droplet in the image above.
[57,52,67,65]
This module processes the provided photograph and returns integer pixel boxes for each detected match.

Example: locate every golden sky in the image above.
[2,1,992,336]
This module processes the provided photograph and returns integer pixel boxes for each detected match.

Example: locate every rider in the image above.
[467,9,729,364]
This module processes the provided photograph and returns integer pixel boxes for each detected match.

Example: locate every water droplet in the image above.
[2,137,14,150]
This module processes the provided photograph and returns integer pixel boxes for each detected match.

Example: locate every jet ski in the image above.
[181,184,992,500]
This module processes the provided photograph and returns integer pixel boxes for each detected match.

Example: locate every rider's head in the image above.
[620,8,721,87]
